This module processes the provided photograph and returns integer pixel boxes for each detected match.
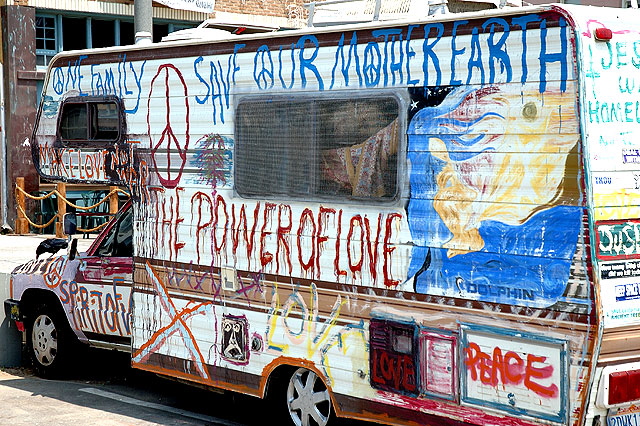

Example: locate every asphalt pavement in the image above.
[0,357,255,426]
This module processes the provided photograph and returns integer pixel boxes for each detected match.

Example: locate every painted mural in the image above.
[461,325,567,423]
[406,84,583,308]
[27,6,640,426]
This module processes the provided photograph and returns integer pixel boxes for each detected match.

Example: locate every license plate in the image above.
[608,410,640,426]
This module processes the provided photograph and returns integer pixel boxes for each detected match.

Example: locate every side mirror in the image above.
[63,213,77,235]
[69,238,78,261]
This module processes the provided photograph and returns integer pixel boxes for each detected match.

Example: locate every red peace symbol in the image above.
[147,64,190,189]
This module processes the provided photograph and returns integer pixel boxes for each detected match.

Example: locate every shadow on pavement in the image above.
[1,347,269,426]
[2,345,372,426]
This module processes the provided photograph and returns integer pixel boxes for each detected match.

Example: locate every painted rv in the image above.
[5,3,640,426]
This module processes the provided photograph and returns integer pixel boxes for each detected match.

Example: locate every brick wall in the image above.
[216,0,307,18]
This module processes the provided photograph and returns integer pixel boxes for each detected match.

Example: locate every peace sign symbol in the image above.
[147,64,190,189]
[52,67,65,95]
[253,45,274,90]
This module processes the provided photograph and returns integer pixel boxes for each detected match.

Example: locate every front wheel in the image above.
[286,368,333,426]
[26,303,76,377]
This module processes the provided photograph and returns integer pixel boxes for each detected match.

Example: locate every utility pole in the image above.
[134,0,153,45]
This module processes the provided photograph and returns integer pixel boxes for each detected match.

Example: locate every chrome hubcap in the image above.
[32,314,57,366]
[287,368,331,426]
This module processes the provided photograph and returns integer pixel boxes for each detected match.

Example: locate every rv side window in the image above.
[60,103,87,140]
[59,99,121,142]
[94,103,119,139]
[235,96,399,202]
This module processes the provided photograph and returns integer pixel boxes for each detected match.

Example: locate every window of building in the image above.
[92,19,116,49]
[235,95,401,202]
[35,13,195,66]
[35,15,58,66]
[59,98,122,142]
[120,21,135,46]
[62,17,87,51]
[153,24,169,43]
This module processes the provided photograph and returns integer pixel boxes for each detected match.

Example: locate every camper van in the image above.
[5,2,640,425]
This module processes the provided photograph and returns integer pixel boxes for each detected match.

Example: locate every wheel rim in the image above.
[287,368,331,426]
[31,314,58,366]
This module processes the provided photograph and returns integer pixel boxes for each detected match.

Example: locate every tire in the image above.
[26,303,76,378]
[285,367,334,426]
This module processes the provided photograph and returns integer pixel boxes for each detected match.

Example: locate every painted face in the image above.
[416,86,579,257]
[406,85,583,306]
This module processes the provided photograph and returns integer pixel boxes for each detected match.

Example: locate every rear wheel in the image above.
[286,368,333,426]
[26,303,76,377]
